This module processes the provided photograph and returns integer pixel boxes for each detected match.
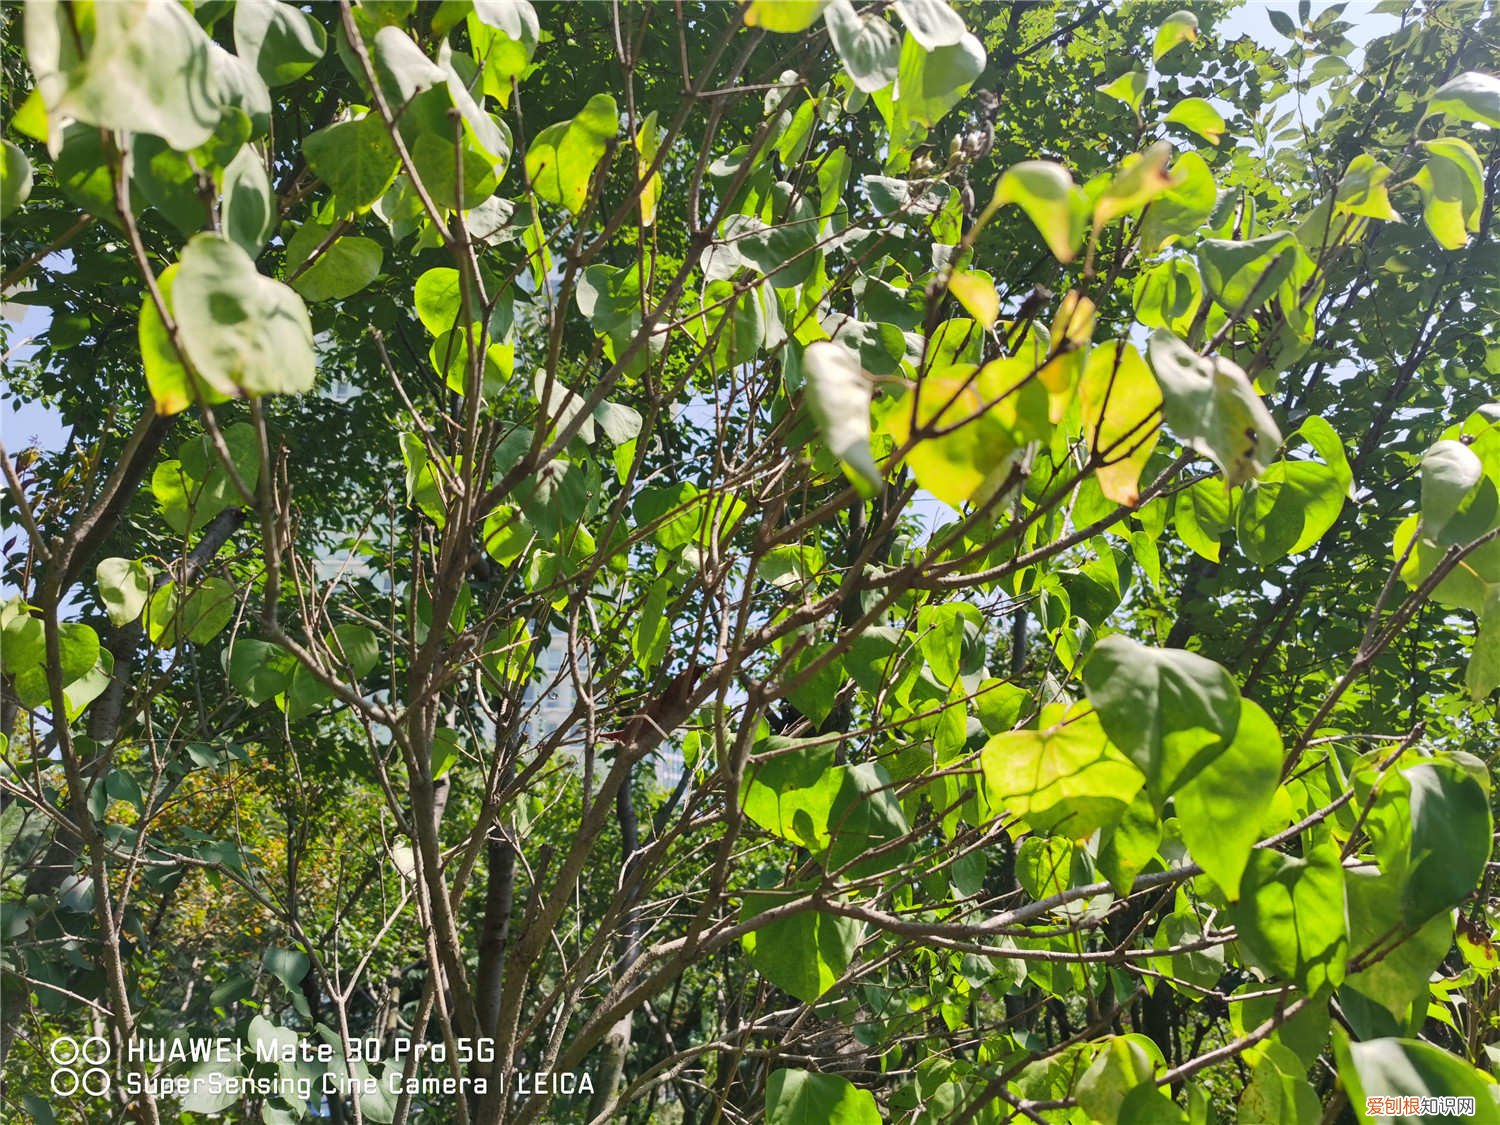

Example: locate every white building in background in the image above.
[522,637,683,790]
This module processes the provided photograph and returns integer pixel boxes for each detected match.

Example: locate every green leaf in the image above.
[1097,791,1161,894]
[1343,867,1453,1022]
[1421,439,1484,538]
[1337,1036,1500,1125]
[1174,480,1231,561]
[150,423,260,534]
[1098,70,1147,113]
[305,114,400,212]
[130,136,204,236]
[372,25,445,105]
[222,145,275,257]
[438,41,512,174]
[287,225,383,302]
[1082,633,1241,805]
[11,622,100,711]
[226,639,295,705]
[744,0,829,32]
[1146,329,1282,487]
[826,762,912,879]
[883,29,985,135]
[1237,415,1351,564]
[980,704,1146,839]
[741,892,859,1003]
[524,93,618,215]
[1,139,32,219]
[740,738,843,852]
[1228,836,1347,993]
[53,651,115,721]
[97,558,153,627]
[823,0,899,93]
[1080,340,1163,505]
[728,191,820,289]
[281,665,333,722]
[1119,1083,1188,1124]
[1174,699,1282,898]
[174,234,316,399]
[25,0,224,151]
[988,161,1086,263]
[593,400,643,446]
[784,646,845,728]
[0,602,46,676]
[1198,232,1313,315]
[1239,1042,1322,1125]
[1153,10,1199,61]
[467,2,539,108]
[1423,71,1500,128]
[802,340,881,497]
[145,578,236,647]
[1133,258,1202,335]
[1467,600,1500,702]
[326,623,379,680]
[766,1069,881,1125]
[481,505,533,566]
[1140,151,1217,253]
[631,578,672,676]
[1165,97,1225,145]
[1078,1036,1163,1125]
[263,945,309,992]
[233,0,327,87]
[1415,137,1483,250]
[1400,757,1492,926]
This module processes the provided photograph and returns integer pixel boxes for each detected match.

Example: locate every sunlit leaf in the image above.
[1146,329,1282,487]
[1153,10,1199,61]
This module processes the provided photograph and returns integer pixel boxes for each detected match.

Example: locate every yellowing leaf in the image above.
[1094,142,1176,226]
[987,160,1086,262]
[1334,154,1400,222]
[1415,137,1483,250]
[524,93,618,215]
[980,705,1146,839]
[1153,10,1199,61]
[1098,69,1146,113]
[888,366,1021,508]
[139,263,231,416]
[947,269,998,328]
[744,0,828,32]
[1165,97,1225,145]
[1081,340,1162,506]
[636,110,662,228]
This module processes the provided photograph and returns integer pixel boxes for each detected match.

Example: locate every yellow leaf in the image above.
[1081,340,1163,505]
[887,368,1018,509]
[743,0,829,32]
[636,110,662,228]
[947,269,999,328]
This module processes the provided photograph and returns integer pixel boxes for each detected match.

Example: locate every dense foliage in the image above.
[2,1,1499,1122]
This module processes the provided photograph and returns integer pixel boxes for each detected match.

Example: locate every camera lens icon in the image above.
[49,1036,111,1097]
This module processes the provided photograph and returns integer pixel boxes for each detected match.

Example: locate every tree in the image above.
[1,0,1498,1122]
